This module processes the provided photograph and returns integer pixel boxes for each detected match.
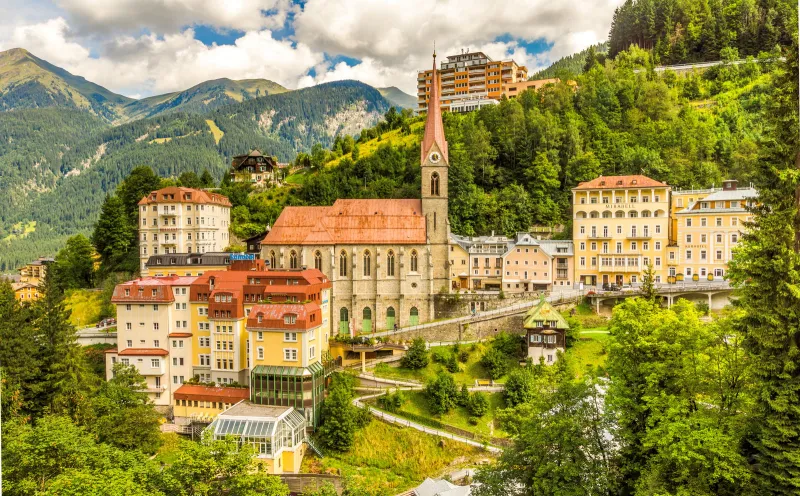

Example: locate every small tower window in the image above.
[430,172,440,196]
[314,251,322,271]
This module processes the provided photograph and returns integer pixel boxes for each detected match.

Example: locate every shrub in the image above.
[445,353,460,373]
[468,416,479,426]
[504,369,535,407]
[467,392,489,417]
[431,347,450,364]
[425,372,459,415]
[458,350,470,363]
[457,384,470,407]
[491,331,524,358]
[378,389,405,413]
[480,348,509,380]
[401,338,429,369]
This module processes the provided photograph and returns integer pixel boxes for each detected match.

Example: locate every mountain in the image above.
[0,48,134,122]
[530,42,609,79]
[122,78,287,120]
[0,80,391,270]
[377,86,417,110]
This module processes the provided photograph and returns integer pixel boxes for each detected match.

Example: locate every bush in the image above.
[504,369,536,407]
[431,347,450,364]
[457,384,470,407]
[467,392,489,417]
[425,372,459,415]
[458,350,470,363]
[445,353,460,373]
[468,416,479,426]
[378,389,405,413]
[491,331,524,358]
[401,338,429,369]
[480,348,510,380]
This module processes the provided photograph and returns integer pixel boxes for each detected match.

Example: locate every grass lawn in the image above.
[64,289,105,327]
[384,390,508,439]
[370,342,520,385]
[205,119,224,144]
[325,121,425,167]
[566,330,611,378]
[284,171,308,185]
[303,421,488,495]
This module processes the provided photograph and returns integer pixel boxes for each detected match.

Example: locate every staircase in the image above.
[306,437,325,458]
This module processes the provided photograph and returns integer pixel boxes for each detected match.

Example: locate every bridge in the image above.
[586,282,734,313]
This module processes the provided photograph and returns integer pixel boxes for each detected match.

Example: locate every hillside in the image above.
[122,78,288,120]
[530,42,608,79]
[377,86,417,109]
[0,48,134,122]
[0,80,391,270]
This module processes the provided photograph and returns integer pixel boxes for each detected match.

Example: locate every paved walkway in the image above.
[353,392,503,453]
[370,289,584,339]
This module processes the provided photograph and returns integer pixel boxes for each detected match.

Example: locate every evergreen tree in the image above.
[0,279,41,418]
[639,263,657,300]
[177,170,201,188]
[32,271,96,420]
[727,40,800,494]
[401,337,429,369]
[199,168,215,187]
[92,194,133,272]
[52,234,95,290]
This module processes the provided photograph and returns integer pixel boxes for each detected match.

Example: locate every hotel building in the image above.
[572,175,671,287]
[138,187,232,272]
[417,50,528,113]
[672,180,755,280]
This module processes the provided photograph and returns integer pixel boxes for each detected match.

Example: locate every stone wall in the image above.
[433,291,547,319]
[392,314,526,343]
[279,474,343,494]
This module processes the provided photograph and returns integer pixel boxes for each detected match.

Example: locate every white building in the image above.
[138,187,232,272]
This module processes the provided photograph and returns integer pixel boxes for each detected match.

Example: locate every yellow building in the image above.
[572,175,671,287]
[673,180,755,280]
[417,50,527,113]
[448,238,471,290]
[12,282,39,301]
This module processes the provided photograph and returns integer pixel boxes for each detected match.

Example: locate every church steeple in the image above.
[421,50,448,164]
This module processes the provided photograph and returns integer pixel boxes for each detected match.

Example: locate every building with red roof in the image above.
[260,54,451,337]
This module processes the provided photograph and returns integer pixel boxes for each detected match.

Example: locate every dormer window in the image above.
[151,289,157,296]
[124,289,130,296]
[616,180,623,185]
[631,179,637,185]
[257,314,263,323]
[284,314,297,324]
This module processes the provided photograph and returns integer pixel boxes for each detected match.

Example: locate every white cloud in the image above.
[0,1,624,98]
[55,0,292,34]
[1,17,323,96]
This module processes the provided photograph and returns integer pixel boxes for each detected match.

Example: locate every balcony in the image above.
[588,234,612,239]
[143,386,167,393]
[159,211,177,217]
[598,264,641,273]
[627,233,652,240]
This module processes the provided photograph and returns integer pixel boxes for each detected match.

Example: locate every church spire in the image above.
[421,49,448,164]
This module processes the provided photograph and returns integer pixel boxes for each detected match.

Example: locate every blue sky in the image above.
[0,0,621,97]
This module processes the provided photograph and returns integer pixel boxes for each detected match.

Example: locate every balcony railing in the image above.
[627,234,652,239]
[588,234,612,239]
[598,264,641,273]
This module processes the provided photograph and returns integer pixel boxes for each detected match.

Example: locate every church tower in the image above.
[421,50,450,292]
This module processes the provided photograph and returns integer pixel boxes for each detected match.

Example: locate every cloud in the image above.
[1,17,323,96]
[0,1,624,98]
[55,0,292,34]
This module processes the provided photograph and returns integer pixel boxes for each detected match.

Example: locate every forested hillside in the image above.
[121,78,288,120]
[273,47,785,238]
[0,80,391,270]
[530,42,609,79]
[0,48,133,121]
[608,0,796,64]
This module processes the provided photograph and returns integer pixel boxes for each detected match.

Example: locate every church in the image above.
[259,53,450,335]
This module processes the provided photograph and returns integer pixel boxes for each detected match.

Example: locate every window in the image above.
[339,251,348,277]
[153,304,158,311]
[386,251,395,276]
[686,234,692,243]
[686,218,693,227]
[289,250,298,269]
[430,172,440,196]
[284,348,298,361]
[257,331,263,341]
[701,217,708,227]
[121,358,130,365]
[363,250,371,276]
[285,332,298,342]
[126,322,132,330]
[716,234,723,243]
[269,251,276,269]
[701,250,707,260]
[284,314,297,325]
[314,251,322,270]
[151,359,160,368]
[716,250,723,260]
[127,339,133,347]
[701,234,707,243]
[655,241,661,250]
[732,218,739,226]
[257,347,264,360]
[410,250,418,272]
[154,339,160,347]
[309,346,316,359]
[731,233,738,243]
[686,250,693,260]
[716,217,723,227]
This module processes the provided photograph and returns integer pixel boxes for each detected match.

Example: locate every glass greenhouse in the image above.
[206,402,306,457]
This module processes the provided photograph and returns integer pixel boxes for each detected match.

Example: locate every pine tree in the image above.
[0,279,41,417]
[92,194,133,271]
[200,168,215,187]
[727,41,800,494]
[640,263,657,300]
[52,234,95,290]
[32,271,96,420]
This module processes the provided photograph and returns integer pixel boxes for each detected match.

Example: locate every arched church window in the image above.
[430,172,440,196]
[339,251,348,277]
[314,251,322,271]
[289,250,298,269]
[410,250,418,272]
[387,251,395,276]
[363,250,371,277]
